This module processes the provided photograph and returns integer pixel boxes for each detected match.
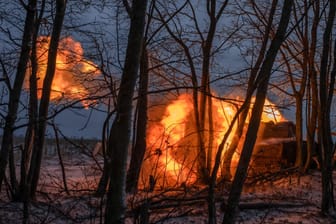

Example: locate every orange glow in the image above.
[145,93,285,187]
[25,36,100,106]
[161,94,193,145]
[261,99,283,122]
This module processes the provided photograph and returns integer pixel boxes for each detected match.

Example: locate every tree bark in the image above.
[222,0,278,181]
[19,0,45,201]
[305,0,320,172]
[27,0,67,199]
[198,0,228,183]
[209,1,278,222]
[0,0,37,192]
[96,109,114,195]
[104,0,148,223]
[222,1,293,223]
[199,0,217,182]
[318,0,336,214]
[126,46,149,193]
[52,123,69,194]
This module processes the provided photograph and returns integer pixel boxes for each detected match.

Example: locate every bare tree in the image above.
[0,0,37,193]
[125,0,161,193]
[208,1,279,223]
[223,1,293,223]
[27,0,67,199]
[126,46,149,193]
[18,0,46,201]
[318,0,336,214]
[305,0,320,173]
[155,0,230,183]
[222,0,278,181]
[275,0,318,171]
[104,0,148,222]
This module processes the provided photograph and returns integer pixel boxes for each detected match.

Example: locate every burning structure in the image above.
[141,93,294,189]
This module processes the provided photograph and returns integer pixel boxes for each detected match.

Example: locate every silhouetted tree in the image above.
[156,0,230,184]
[27,0,67,198]
[318,0,336,214]
[126,46,149,193]
[223,1,293,223]
[0,0,38,193]
[222,0,278,181]
[277,0,318,170]
[104,0,148,222]
[209,1,279,223]
[19,0,46,202]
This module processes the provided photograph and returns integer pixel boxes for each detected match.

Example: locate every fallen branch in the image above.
[238,201,314,210]
[246,167,298,185]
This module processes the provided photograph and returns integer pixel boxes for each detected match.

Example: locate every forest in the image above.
[0,0,336,223]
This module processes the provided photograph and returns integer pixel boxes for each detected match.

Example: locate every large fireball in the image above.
[25,36,100,105]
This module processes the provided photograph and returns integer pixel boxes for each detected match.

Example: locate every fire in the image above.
[161,95,193,145]
[25,36,100,106]
[261,99,283,122]
[144,93,285,188]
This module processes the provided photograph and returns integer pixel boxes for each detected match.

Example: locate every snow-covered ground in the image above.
[0,151,335,223]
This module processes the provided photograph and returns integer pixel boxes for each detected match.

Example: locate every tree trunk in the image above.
[27,0,67,199]
[19,0,45,201]
[52,123,69,194]
[0,0,37,192]
[104,0,148,222]
[206,95,214,173]
[203,31,215,180]
[222,0,278,180]
[96,109,114,195]
[223,1,292,223]
[294,97,304,168]
[126,46,149,193]
[305,0,319,172]
[209,1,276,223]
[318,0,336,214]
[199,0,229,183]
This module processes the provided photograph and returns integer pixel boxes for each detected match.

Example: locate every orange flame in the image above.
[261,98,283,122]
[145,93,285,187]
[25,36,100,106]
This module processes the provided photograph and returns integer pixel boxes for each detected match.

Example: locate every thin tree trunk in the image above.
[52,123,69,195]
[199,0,229,183]
[206,95,214,173]
[8,144,18,197]
[153,1,208,183]
[28,0,67,199]
[223,2,292,223]
[126,46,149,193]
[319,0,336,214]
[295,97,304,168]
[96,108,114,195]
[0,0,37,192]
[305,0,319,172]
[209,1,276,223]
[222,0,278,181]
[19,0,45,202]
[104,0,148,222]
